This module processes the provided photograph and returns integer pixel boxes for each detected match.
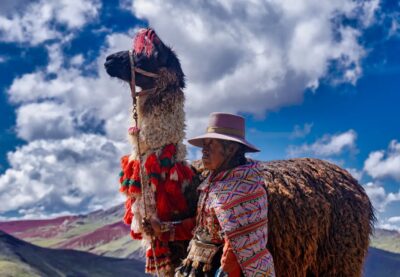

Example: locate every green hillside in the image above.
[0,230,146,277]
[370,228,400,254]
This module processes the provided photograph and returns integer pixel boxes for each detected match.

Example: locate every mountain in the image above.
[0,204,142,259]
[364,247,400,277]
[370,228,400,254]
[0,230,146,277]
[1,206,400,276]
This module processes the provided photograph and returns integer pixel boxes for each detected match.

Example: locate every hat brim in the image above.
[188,133,260,153]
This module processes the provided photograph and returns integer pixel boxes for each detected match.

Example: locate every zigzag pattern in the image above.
[210,162,275,277]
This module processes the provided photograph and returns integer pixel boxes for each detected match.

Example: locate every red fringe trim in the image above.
[118,144,195,241]
[123,198,134,225]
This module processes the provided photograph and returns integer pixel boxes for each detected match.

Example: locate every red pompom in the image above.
[128,185,141,195]
[119,186,128,193]
[130,230,142,240]
[121,155,129,168]
[145,154,161,175]
[160,144,176,160]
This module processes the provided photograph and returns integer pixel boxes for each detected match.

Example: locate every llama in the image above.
[104,28,375,277]
[105,28,198,276]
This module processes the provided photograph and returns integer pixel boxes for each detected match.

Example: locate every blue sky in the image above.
[0,0,399,230]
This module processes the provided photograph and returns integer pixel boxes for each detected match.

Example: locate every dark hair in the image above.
[219,140,247,168]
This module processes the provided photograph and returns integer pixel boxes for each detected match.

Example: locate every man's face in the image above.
[201,138,226,171]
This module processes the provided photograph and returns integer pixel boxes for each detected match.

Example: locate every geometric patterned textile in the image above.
[196,161,276,277]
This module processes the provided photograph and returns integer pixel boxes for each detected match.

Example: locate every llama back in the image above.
[259,158,374,277]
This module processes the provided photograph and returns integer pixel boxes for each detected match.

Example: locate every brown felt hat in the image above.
[188,113,260,153]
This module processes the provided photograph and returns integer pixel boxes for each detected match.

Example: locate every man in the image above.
[144,113,275,276]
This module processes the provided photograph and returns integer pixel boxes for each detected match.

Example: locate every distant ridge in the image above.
[0,203,142,259]
[1,206,400,276]
[0,230,146,277]
[370,228,400,253]
[364,247,400,277]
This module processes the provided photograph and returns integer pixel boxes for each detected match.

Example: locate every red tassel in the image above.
[145,153,161,192]
[121,155,129,168]
[146,240,169,257]
[160,144,176,159]
[130,230,142,240]
[159,144,176,173]
[125,161,134,179]
[164,179,188,212]
[176,162,195,182]
[128,185,141,194]
[119,186,128,193]
[145,154,161,175]
[119,155,130,184]
[156,185,172,221]
[169,165,182,182]
[132,160,141,181]
[123,198,134,225]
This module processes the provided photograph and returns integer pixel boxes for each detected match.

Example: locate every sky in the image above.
[0,0,399,230]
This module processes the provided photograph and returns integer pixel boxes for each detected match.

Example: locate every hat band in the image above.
[207,126,244,138]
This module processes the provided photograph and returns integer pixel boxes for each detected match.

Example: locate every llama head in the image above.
[104,28,187,157]
[104,28,185,90]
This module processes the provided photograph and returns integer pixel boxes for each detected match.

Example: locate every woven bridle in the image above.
[128,49,160,276]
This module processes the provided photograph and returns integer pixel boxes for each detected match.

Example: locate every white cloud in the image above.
[8,32,134,142]
[0,0,101,45]
[0,134,127,217]
[131,0,379,138]
[54,0,100,29]
[364,182,400,212]
[388,216,400,224]
[290,123,313,139]
[346,167,363,181]
[1,30,136,218]
[389,18,400,37]
[70,54,84,67]
[0,0,384,219]
[364,140,400,181]
[376,215,400,232]
[287,129,357,157]
[46,43,64,73]
[16,102,76,141]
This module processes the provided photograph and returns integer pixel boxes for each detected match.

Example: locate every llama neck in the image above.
[129,89,187,160]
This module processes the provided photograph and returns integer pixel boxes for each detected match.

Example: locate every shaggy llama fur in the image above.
[261,158,374,277]
[129,68,187,162]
